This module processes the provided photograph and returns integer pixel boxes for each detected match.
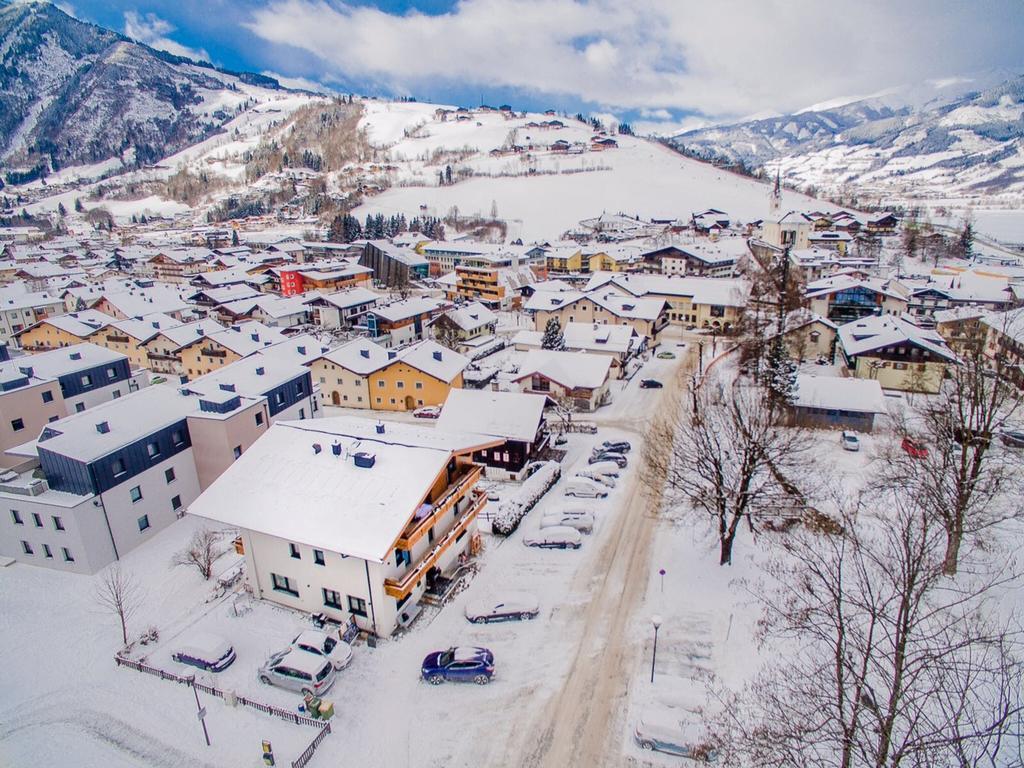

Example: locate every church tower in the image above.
[769,167,782,217]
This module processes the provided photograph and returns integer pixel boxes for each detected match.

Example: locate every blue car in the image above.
[421,646,495,685]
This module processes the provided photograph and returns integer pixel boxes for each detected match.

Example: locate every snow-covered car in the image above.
[554,433,569,446]
[564,478,608,498]
[413,406,441,419]
[464,593,540,623]
[523,526,583,549]
[259,649,336,696]
[840,431,860,452]
[589,452,627,468]
[1000,429,1024,448]
[172,632,236,673]
[656,351,676,359]
[575,470,616,487]
[634,720,718,761]
[584,461,620,478]
[598,440,632,454]
[290,630,354,670]
[541,512,594,534]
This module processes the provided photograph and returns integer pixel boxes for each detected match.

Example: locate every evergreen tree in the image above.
[342,214,362,242]
[445,165,453,185]
[329,214,346,242]
[541,317,565,350]
[958,219,974,260]
[762,336,798,410]
[57,202,67,217]
[139,214,148,224]
[74,198,83,213]
[438,170,444,186]
[231,229,240,246]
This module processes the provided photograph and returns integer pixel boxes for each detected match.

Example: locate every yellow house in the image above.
[545,247,583,274]
[310,338,393,408]
[92,313,184,372]
[837,314,957,394]
[16,309,114,351]
[176,321,287,379]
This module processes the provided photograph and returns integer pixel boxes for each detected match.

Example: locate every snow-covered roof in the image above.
[152,318,225,347]
[437,389,547,442]
[793,374,888,414]
[186,418,500,562]
[184,351,309,400]
[100,288,192,318]
[28,309,114,337]
[514,349,612,389]
[806,275,907,302]
[583,272,749,307]
[312,338,394,375]
[398,340,470,383]
[182,321,289,355]
[256,334,332,366]
[368,297,445,323]
[1,342,126,382]
[837,315,957,362]
[193,284,262,304]
[309,287,379,310]
[365,240,429,267]
[982,307,1024,344]
[440,302,497,332]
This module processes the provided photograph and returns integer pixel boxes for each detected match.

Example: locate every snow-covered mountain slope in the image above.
[0,0,291,175]
[673,74,1024,200]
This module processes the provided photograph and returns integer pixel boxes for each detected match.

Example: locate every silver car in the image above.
[258,648,336,697]
[290,630,354,670]
[464,592,540,623]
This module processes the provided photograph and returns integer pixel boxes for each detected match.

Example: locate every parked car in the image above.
[523,526,583,549]
[901,436,929,459]
[564,478,609,498]
[421,646,495,685]
[464,593,539,623]
[634,720,718,761]
[584,460,620,478]
[290,630,353,670]
[259,649,336,696]
[840,431,860,452]
[598,440,632,454]
[541,512,594,534]
[1000,429,1024,448]
[554,433,569,446]
[576,470,616,487]
[172,632,236,673]
[413,406,441,419]
[589,452,627,468]
[640,379,664,389]
[656,351,675,359]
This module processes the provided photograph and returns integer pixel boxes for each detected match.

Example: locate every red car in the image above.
[901,436,928,459]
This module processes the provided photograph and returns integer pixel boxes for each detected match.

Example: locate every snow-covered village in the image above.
[2,2,1024,767]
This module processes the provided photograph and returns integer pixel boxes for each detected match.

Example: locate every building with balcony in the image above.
[16,309,114,351]
[837,314,958,393]
[187,418,501,636]
[0,291,66,348]
[359,241,429,288]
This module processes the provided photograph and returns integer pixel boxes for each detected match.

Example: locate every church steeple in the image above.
[769,167,782,217]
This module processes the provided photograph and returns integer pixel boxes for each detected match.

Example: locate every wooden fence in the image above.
[114,655,324,728]
[292,723,332,768]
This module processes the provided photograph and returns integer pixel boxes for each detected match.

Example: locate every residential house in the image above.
[805,275,909,324]
[430,303,498,354]
[360,241,430,288]
[512,322,639,377]
[141,319,225,377]
[176,321,288,379]
[305,288,379,329]
[512,349,613,411]
[16,309,114,351]
[365,297,447,348]
[0,291,66,348]
[837,314,958,393]
[788,374,888,432]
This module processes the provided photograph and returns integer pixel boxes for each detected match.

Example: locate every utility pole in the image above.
[192,682,210,747]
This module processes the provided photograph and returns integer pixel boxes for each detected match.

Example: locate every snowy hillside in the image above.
[674,73,1024,202]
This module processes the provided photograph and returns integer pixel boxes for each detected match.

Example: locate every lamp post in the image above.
[650,615,662,683]
[658,568,666,593]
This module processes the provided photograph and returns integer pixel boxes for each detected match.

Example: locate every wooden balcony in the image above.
[384,491,486,599]
[395,464,483,550]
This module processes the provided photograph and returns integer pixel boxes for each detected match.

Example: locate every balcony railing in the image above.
[395,465,482,550]
[384,491,486,599]
[199,347,228,358]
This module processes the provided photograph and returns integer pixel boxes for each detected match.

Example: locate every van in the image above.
[172,632,237,672]
[564,478,608,498]
[541,512,594,534]
[585,461,621,478]
[576,470,616,488]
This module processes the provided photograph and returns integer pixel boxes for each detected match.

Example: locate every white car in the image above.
[576,470,616,488]
[523,526,583,549]
[584,461,620,478]
[412,406,441,419]
[840,431,861,452]
[464,592,540,623]
[541,512,594,534]
[290,630,354,670]
[564,479,608,498]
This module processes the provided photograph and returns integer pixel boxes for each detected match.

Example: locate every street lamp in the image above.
[650,614,663,683]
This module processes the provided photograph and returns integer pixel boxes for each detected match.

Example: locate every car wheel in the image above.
[301,687,314,697]
[474,674,491,685]
[640,740,655,751]
[428,674,445,685]
[519,613,530,621]
[470,616,484,624]
[259,674,271,685]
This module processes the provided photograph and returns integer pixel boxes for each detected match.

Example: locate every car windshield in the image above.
[438,650,454,667]
[322,637,336,654]
[316,663,331,681]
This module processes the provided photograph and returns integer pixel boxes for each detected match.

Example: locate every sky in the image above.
[51,0,1024,135]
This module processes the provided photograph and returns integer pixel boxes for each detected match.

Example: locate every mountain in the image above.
[0,0,287,178]
[671,73,1024,200]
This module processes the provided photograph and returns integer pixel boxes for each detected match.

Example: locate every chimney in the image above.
[388,351,397,359]
[96,421,110,434]
[375,422,385,434]
[359,349,370,359]
[432,350,443,361]
[251,333,259,342]
[255,366,265,375]
[331,441,342,456]
[313,443,322,454]
[297,345,306,355]
[69,351,82,360]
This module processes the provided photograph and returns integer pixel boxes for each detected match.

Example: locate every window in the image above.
[348,595,368,617]
[389,398,396,405]
[171,430,184,447]
[81,374,93,386]
[377,380,385,388]
[299,408,305,420]
[52,516,64,531]
[415,382,423,390]
[41,390,53,403]
[21,540,33,555]
[137,514,150,532]
[275,392,285,405]
[11,509,22,525]
[75,403,85,413]
[289,542,301,559]
[165,468,176,483]
[271,573,298,596]
[48,416,59,423]
[323,588,342,609]
[255,411,264,426]
[107,367,117,379]
[10,418,24,431]
[313,549,325,566]
[112,390,121,399]
[129,486,142,503]
[112,458,126,476]
[233,445,242,459]
[146,441,160,458]
[171,495,182,511]
[62,547,74,562]
[396,381,404,389]
[43,544,52,558]
[31,513,42,528]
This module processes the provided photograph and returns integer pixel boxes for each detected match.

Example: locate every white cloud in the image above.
[124,11,211,63]
[244,0,1024,122]
[260,71,334,94]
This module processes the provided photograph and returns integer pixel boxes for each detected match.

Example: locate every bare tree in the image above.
[173,527,224,581]
[647,377,811,565]
[713,493,1024,768]
[95,564,145,646]
[885,318,1021,574]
